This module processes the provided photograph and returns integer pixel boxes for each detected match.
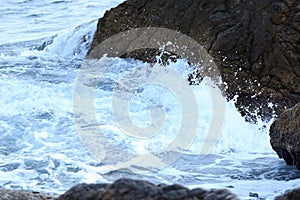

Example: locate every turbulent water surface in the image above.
[1,1,300,199]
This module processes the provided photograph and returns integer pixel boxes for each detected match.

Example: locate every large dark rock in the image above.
[88,0,300,122]
[56,183,109,200]
[58,178,239,200]
[269,103,300,169]
[275,188,300,200]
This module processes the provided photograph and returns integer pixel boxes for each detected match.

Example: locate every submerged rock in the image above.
[275,188,300,200]
[0,188,56,200]
[88,0,300,122]
[58,178,240,200]
[269,103,300,169]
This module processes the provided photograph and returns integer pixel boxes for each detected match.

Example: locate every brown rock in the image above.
[88,0,300,122]
[269,103,300,169]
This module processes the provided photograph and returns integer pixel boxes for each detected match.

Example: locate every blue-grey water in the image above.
[1,1,300,199]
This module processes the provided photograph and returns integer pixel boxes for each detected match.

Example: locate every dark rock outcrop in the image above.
[56,183,109,200]
[88,0,300,122]
[275,188,300,200]
[58,178,239,200]
[0,188,56,200]
[269,103,300,169]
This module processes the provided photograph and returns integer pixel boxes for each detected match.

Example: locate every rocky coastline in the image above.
[88,0,300,123]
[1,0,299,199]
[82,0,300,198]
[1,178,299,200]
[87,0,300,169]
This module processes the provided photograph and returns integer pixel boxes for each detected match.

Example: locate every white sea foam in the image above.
[19,20,97,60]
[87,57,273,158]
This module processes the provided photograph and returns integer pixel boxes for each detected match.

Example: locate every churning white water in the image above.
[1,1,299,199]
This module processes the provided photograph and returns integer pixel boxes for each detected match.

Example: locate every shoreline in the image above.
[0,178,299,200]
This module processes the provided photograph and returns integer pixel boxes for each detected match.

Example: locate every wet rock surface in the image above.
[275,187,300,200]
[0,188,56,200]
[270,103,300,169]
[88,0,300,121]
[57,178,240,200]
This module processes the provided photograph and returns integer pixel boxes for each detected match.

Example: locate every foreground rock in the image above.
[1,179,299,200]
[58,178,239,200]
[275,188,300,200]
[270,103,300,169]
[88,0,300,121]
[0,188,56,200]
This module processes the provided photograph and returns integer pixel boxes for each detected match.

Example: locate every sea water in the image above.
[0,1,300,199]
